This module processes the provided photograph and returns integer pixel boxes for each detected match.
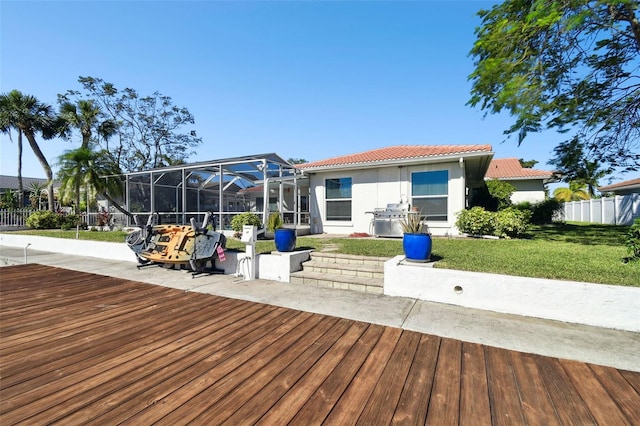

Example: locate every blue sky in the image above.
[2,0,566,180]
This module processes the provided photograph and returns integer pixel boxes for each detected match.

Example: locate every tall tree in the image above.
[56,146,131,217]
[59,76,202,173]
[57,99,116,149]
[548,138,611,196]
[553,181,591,202]
[468,0,640,172]
[518,158,538,169]
[0,90,57,211]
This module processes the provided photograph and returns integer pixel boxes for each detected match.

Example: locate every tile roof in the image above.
[297,145,492,169]
[0,175,51,190]
[598,177,640,191]
[485,158,554,180]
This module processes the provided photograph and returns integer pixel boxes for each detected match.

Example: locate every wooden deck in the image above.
[1,264,639,425]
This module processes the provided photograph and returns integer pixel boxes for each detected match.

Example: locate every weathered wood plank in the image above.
[425,337,462,426]
[459,341,491,426]
[589,364,640,425]
[319,326,402,425]
[484,345,525,426]
[560,359,631,425]
[124,311,319,425]
[63,308,306,425]
[357,330,421,425]
[255,323,385,426]
[391,333,440,425]
[6,300,267,425]
[509,351,560,426]
[534,355,596,425]
[218,318,356,425]
[620,369,640,394]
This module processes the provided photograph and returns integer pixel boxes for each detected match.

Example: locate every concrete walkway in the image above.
[1,245,639,372]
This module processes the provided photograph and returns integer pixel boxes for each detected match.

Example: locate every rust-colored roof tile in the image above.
[485,158,553,180]
[298,145,492,169]
[599,177,640,191]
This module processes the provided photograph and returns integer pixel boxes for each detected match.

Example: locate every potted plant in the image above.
[230,212,262,238]
[399,209,432,262]
[270,211,296,252]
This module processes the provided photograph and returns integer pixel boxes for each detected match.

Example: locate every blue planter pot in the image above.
[274,228,297,252]
[402,233,432,262]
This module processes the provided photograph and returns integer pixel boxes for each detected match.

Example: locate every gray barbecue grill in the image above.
[368,203,410,237]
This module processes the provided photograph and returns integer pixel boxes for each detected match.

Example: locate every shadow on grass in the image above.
[532,223,628,246]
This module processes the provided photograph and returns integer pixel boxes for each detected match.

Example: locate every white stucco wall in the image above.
[308,161,466,236]
[508,180,547,204]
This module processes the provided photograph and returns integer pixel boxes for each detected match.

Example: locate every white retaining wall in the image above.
[0,233,311,283]
[0,233,136,262]
[384,256,640,332]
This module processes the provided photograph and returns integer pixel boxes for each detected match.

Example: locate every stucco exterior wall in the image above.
[508,180,547,204]
[308,160,466,236]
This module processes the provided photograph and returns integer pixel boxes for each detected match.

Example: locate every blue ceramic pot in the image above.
[402,233,432,262]
[274,228,297,252]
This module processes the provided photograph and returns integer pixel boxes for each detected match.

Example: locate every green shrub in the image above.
[230,212,262,232]
[516,199,563,224]
[494,207,531,239]
[267,211,283,232]
[59,214,81,230]
[625,218,640,261]
[486,179,515,210]
[456,207,495,236]
[26,210,60,229]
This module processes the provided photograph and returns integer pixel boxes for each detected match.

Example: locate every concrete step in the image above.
[301,259,384,280]
[289,270,384,295]
[309,252,390,268]
[289,252,390,295]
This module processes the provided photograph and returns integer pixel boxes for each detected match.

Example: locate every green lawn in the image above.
[8,222,639,286]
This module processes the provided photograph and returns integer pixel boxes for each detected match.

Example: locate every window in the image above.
[256,197,277,212]
[325,177,352,221]
[411,170,448,221]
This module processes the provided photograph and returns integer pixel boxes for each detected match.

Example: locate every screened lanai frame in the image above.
[122,153,307,233]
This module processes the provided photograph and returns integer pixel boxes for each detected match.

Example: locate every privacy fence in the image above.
[562,193,639,226]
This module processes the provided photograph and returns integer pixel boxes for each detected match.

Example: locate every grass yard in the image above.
[7,222,639,286]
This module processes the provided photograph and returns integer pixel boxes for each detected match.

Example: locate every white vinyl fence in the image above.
[0,208,34,228]
[0,209,129,229]
[562,194,640,226]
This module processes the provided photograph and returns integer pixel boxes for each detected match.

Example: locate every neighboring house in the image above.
[598,178,640,196]
[484,158,555,204]
[297,145,494,236]
[0,175,53,207]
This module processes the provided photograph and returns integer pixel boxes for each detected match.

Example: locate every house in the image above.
[598,178,640,196]
[296,145,494,236]
[484,158,555,204]
[0,175,53,208]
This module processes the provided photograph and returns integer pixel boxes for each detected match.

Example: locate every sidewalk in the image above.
[1,244,639,372]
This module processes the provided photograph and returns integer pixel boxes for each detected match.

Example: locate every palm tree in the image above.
[553,181,590,202]
[57,146,131,218]
[28,181,47,210]
[0,90,57,211]
[58,99,116,150]
[0,98,24,206]
[577,160,609,198]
